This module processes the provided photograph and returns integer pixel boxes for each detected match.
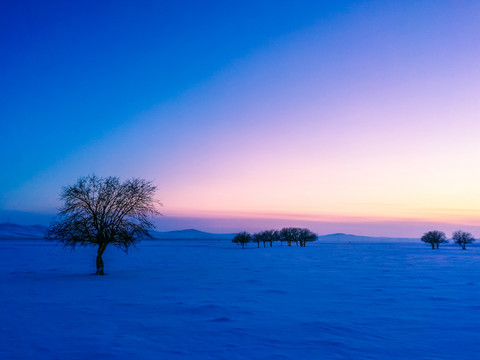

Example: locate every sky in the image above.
[1,1,480,236]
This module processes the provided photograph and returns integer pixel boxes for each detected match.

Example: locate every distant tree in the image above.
[278,228,295,246]
[452,230,475,250]
[252,232,262,248]
[298,228,318,247]
[280,227,298,246]
[253,230,280,248]
[232,231,251,249]
[421,230,447,249]
[46,175,160,274]
[280,227,317,247]
[263,229,280,247]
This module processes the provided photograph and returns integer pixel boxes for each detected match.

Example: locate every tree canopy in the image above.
[280,227,317,247]
[232,231,252,249]
[253,230,280,247]
[452,230,475,250]
[421,230,447,249]
[46,175,160,274]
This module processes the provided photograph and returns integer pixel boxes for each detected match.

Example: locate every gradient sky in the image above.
[2,1,480,236]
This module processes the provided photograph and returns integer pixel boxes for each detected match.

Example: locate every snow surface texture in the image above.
[1,240,478,360]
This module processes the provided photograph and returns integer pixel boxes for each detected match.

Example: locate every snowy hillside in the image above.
[150,228,236,240]
[0,222,47,239]
[0,223,237,241]
[318,233,419,243]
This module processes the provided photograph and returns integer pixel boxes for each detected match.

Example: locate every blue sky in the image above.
[1,0,349,190]
[2,1,480,236]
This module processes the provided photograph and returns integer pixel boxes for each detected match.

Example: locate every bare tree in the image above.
[452,230,475,250]
[252,230,279,248]
[279,227,317,247]
[232,231,251,249]
[259,229,280,247]
[297,228,317,247]
[421,230,447,249]
[252,232,262,248]
[46,175,160,274]
[280,227,296,246]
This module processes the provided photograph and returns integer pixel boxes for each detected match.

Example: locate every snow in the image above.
[1,239,478,359]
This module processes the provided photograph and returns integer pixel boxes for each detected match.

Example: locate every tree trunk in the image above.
[96,243,107,275]
[257,242,260,248]
[269,241,272,247]
[263,241,266,248]
[431,243,435,249]
[436,243,439,249]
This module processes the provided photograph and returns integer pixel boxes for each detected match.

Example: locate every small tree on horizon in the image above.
[280,227,296,246]
[452,230,475,250]
[232,231,251,249]
[46,175,160,274]
[279,227,317,247]
[298,228,317,247]
[421,230,447,249]
[263,229,280,247]
[252,232,262,248]
[253,230,280,247]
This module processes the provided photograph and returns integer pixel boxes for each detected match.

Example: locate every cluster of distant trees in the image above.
[421,230,475,250]
[232,228,317,249]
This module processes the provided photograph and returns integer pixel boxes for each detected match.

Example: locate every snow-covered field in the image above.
[1,239,478,360]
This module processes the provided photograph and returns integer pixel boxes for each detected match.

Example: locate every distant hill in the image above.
[0,222,48,239]
[317,233,418,243]
[150,229,237,240]
[0,223,237,241]
[0,223,418,242]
